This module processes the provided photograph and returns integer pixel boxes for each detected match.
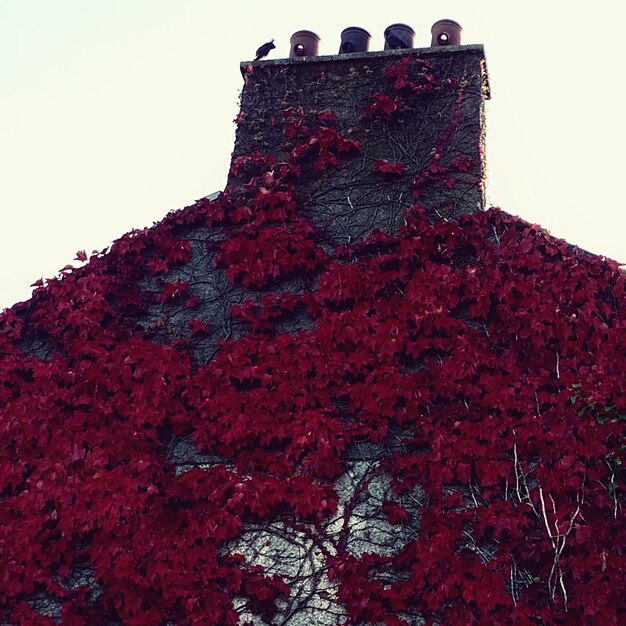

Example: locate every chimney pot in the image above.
[339,27,371,54]
[383,24,415,50]
[431,19,462,46]
[289,30,321,58]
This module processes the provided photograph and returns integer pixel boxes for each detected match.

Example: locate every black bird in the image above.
[255,39,275,60]
[384,31,408,49]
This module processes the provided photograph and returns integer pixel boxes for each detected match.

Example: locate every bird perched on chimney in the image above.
[384,30,408,49]
[255,39,275,60]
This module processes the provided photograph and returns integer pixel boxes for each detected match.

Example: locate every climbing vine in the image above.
[0,53,624,625]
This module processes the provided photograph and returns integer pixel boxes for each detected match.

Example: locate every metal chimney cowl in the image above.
[339,27,371,54]
[383,23,415,50]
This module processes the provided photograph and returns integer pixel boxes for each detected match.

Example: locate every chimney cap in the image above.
[290,30,321,58]
[339,26,371,54]
[291,29,320,41]
[431,18,462,31]
[384,23,416,35]
[340,26,371,37]
[431,19,463,47]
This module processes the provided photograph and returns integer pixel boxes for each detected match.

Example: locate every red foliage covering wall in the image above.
[0,55,624,625]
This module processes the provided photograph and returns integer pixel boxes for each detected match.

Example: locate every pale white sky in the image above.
[1,0,625,310]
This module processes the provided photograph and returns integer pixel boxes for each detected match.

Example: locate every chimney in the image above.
[431,19,463,46]
[235,22,490,242]
[339,27,371,54]
[289,30,321,58]
[384,23,416,49]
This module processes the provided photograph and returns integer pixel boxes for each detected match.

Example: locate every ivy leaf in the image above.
[382,501,410,524]
[373,159,406,177]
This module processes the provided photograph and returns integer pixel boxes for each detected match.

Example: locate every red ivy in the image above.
[216,221,327,289]
[374,159,407,177]
[0,58,624,626]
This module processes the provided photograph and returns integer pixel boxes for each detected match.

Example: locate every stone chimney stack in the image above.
[232,24,489,244]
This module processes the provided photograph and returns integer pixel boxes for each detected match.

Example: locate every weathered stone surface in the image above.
[233,46,489,235]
